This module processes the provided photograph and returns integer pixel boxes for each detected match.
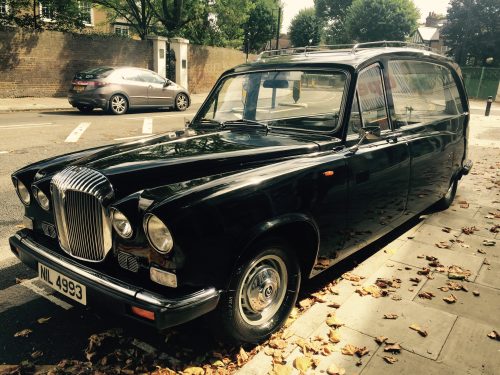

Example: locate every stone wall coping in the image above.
[146,35,168,42]
[170,37,189,44]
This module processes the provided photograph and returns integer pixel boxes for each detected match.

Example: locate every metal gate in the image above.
[166,44,176,81]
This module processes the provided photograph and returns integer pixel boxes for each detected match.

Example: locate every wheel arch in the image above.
[227,213,320,289]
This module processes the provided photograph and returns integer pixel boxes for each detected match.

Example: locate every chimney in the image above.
[426,12,439,27]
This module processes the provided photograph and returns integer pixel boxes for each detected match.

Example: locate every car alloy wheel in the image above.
[109,94,128,115]
[175,93,188,111]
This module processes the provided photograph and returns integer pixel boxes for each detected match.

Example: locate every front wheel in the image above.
[174,93,189,111]
[216,237,300,343]
[108,94,128,115]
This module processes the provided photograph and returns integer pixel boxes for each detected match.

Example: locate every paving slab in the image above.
[361,349,481,375]
[284,325,379,375]
[236,351,272,375]
[359,260,424,301]
[456,233,499,259]
[389,240,485,278]
[288,302,332,339]
[414,273,500,328]
[438,317,500,375]
[334,294,457,360]
[475,259,500,290]
[411,223,461,246]
[423,211,481,231]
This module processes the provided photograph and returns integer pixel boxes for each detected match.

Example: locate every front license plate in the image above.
[38,263,87,305]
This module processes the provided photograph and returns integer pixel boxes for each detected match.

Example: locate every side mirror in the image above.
[164,80,171,87]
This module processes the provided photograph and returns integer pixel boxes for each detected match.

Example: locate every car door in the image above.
[120,68,149,107]
[341,64,411,256]
[386,60,466,216]
[141,71,174,107]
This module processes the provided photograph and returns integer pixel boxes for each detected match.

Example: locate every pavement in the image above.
[237,116,500,374]
[0,93,209,113]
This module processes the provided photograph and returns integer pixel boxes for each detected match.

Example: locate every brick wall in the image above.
[0,29,153,98]
[188,44,256,94]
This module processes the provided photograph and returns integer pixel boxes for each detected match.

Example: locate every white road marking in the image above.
[114,134,156,141]
[142,117,153,134]
[124,113,195,120]
[65,122,90,143]
[21,278,73,310]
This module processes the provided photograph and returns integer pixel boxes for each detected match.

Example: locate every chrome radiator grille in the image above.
[51,166,114,262]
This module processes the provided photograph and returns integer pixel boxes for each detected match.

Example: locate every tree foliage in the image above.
[93,0,156,39]
[289,8,322,47]
[442,0,500,66]
[345,0,419,42]
[244,0,279,53]
[0,0,89,32]
[314,0,352,43]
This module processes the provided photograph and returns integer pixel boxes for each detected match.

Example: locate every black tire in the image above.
[435,177,458,210]
[174,93,189,111]
[108,94,128,115]
[216,237,301,344]
[76,105,94,113]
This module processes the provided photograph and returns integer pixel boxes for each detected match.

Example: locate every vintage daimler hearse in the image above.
[10,42,472,343]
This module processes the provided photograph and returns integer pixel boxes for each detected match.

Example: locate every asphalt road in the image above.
[0,105,498,371]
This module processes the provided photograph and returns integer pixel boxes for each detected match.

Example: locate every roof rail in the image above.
[258,40,431,60]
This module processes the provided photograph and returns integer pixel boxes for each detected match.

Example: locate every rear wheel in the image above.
[174,93,189,111]
[108,94,128,115]
[216,237,300,343]
[76,105,94,113]
[435,178,458,210]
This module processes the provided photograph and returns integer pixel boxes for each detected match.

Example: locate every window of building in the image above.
[114,25,129,37]
[0,1,8,16]
[39,2,55,20]
[388,60,464,127]
[79,1,92,25]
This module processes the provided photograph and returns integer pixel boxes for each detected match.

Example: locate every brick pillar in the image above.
[169,37,189,89]
[147,35,168,78]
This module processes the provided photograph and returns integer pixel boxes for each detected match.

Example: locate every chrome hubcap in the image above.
[176,94,187,110]
[111,96,126,113]
[238,254,287,326]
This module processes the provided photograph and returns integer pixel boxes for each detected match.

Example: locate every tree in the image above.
[442,0,500,66]
[345,0,419,42]
[93,0,156,39]
[244,0,278,53]
[289,8,322,47]
[314,0,352,43]
[0,0,89,32]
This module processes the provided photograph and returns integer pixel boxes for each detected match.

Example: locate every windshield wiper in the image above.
[221,118,271,133]
[195,118,223,127]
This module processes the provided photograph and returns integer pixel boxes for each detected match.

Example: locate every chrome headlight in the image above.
[111,209,133,239]
[33,186,50,211]
[14,178,30,206]
[144,214,174,254]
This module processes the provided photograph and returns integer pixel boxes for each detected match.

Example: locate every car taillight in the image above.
[72,80,108,87]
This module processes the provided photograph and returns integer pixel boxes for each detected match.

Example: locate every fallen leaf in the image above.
[311,292,328,303]
[299,298,313,309]
[183,367,204,375]
[448,265,472,280]
[443,294,458,304]
[384,343,402,353]
[482,240,496,246]
[355,347,369,357]
[473,291,480,297]
[270,364,293,375]
[417,268,431,276]
[477,249,487,254]
[442,227,452,233]
[391,294,402,301]
[461,226,479,235]
[341,272,364,282]
[418,291,435,299]
[269,338,287,350]
[294,356,313,372]
[489,225,500,234]
[341,344,358,356]
[328,302,341,309]
[327,364,346,375]
[356,284,384,298]
[328,329,341,344]
[14,329,32,338]
[435,242,451,249]
[384,356,398,364]
[384,313,398,320]
[264,347,275,356]
[237,347,249,367]
[326,314,344,328]
[409,324,428,337]
[410,277,421,283]
[375,336,388,345]
[487,331,499,341]
[37,317,51,324]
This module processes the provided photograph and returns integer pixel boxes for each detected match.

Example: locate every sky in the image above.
[281,0,452,33]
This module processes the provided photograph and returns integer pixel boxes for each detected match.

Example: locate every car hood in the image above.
[34,128,336,199]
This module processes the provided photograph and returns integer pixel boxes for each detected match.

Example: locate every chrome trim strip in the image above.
[16,234,220,308]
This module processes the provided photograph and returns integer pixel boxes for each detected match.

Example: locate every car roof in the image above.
[232,46,456,74]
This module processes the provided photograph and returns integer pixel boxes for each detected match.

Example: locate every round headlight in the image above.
[33,187,50,211]
[14,179,30,206]
[112,209,133,239]
[144,214,174,254]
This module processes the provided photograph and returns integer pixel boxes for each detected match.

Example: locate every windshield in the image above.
[195,70,348,132]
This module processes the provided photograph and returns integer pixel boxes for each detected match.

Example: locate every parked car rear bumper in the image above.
[68,92,108,110]
[9,231,221,330]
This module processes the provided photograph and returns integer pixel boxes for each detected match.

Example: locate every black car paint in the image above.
[10,48,470,327]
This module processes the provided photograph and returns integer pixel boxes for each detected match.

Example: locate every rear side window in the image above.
[121,69,144,82]
[388,61,464,127]
[75,67,114,80]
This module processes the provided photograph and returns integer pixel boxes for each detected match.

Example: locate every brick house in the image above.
[410,12,448,54]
